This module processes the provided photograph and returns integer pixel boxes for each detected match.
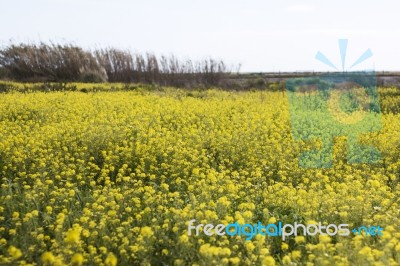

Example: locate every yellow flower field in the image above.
[0,86,399,265]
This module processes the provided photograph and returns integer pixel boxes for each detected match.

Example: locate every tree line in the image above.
[0,43,237,88]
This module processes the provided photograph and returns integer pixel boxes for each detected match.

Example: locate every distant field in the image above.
[0,86,399,265]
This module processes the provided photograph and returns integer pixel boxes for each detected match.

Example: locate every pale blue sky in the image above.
[1,0,399,72]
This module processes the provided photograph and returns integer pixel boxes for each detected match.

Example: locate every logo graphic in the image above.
[188,220,384,241]
[315,39,373,71]
[286,39,381,168]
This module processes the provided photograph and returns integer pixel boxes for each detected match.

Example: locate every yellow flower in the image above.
[174,259,184,266]
[295,236,305,244]
[291,250,302,260]
[359,246,372,256]
[140,226,153,237]
[260,248,269,256]
[162,249,169,255]
[71,253,84,265]
[229,257,241,265]
[319,235,331,244]
[245,241,255,252]
[0,85,399,265]
[41,252,55,264]
[46,206,53,213]
[306,220,318,226]
[105,252,117,266]
[262,256,275,266]
[107,210,117,217]
[282,255,291,264]
[99,246,108,254]
[8,245,22,260]
[179,234,189,243]
[65,226,81,244]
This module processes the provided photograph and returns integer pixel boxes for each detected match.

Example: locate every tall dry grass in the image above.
[0,43,234,87]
